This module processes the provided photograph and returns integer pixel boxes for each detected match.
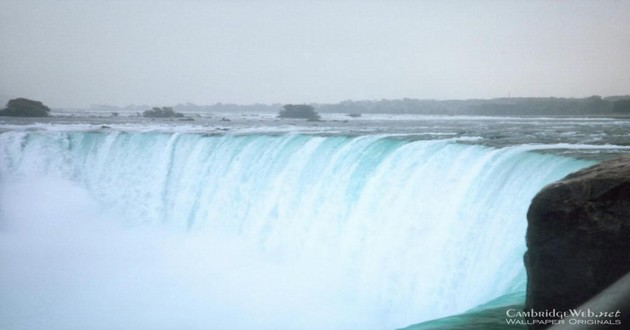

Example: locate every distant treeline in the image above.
[88,96,630,116]
[316,95,630,116]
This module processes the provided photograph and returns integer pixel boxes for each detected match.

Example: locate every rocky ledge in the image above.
[524,156,630,329]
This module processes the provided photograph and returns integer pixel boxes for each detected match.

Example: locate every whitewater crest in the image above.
[0,130,591,330]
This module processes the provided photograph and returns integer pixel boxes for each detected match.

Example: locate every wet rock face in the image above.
[524,156,630,329]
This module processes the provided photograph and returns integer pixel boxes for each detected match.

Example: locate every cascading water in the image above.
[0,130,593,330]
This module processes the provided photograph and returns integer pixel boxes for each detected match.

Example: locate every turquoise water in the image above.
[399,291,526,330]
[0,130,594,329]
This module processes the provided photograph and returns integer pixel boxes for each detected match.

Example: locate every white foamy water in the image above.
[0,128,595,330]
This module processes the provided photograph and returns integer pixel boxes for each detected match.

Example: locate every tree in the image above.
[578,95,609,114]
[612,99,630,114]
[278,104,320,119]
[142,107,184,118]
[0,98,50,117]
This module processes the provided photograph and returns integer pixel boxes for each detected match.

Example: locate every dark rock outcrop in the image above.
[524,156,630,329]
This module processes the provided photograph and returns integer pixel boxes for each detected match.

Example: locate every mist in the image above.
[0,175,370,330]
[1,0,629,108]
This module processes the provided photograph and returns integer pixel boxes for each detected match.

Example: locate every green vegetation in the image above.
[0,98,50,117]
[278,104,320,119]
[612,99,630,114]
[90,95,630,117]
[316,95,630,116]
[142,107,184,118]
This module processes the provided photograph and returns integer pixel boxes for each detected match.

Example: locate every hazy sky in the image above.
[1,0,629,108]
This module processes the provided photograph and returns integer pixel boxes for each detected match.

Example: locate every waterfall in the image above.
[0,131,593,330]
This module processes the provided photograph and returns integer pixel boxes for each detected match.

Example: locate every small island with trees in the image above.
[142,107,184,118]
[278,104,321,120]
[0,98,50,117]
